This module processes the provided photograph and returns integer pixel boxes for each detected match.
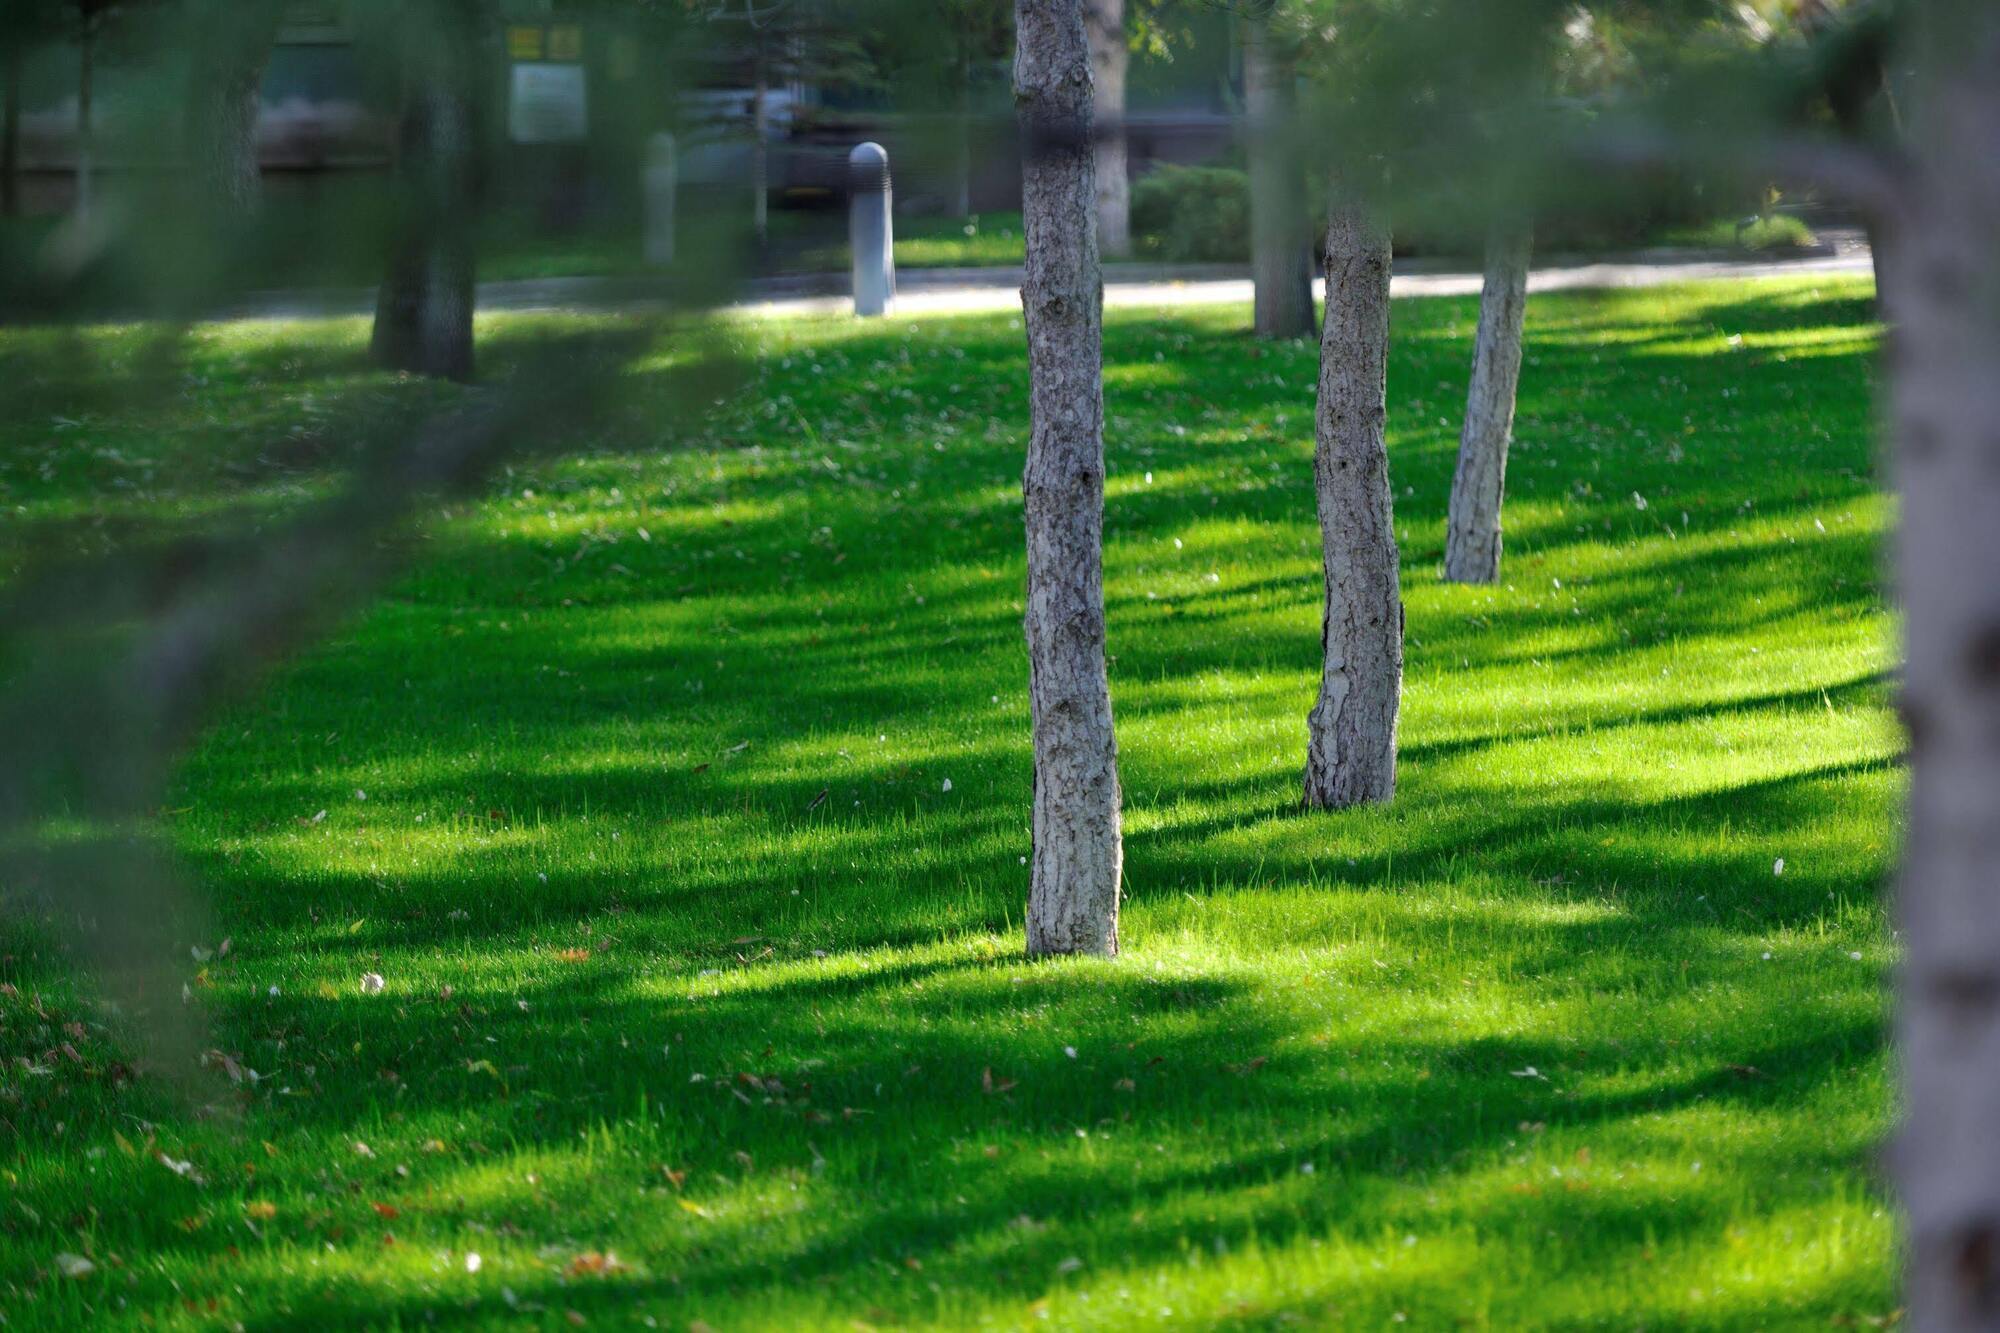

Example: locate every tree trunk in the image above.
[1015,0,1122,957]
[1082,0,1128,259]
[75,21,93,219]
[1245,18,1313,339]
[750,46,770,248]
[1443,221,1533,584]
[952,44,974,219]
[3,46,21,219]
[187,4,278,217]
[1304,198,1402,809]
[371,80,477,383]
[1890,3,2000,1326]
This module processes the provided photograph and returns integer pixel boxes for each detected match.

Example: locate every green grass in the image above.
[0,277,1899,1329]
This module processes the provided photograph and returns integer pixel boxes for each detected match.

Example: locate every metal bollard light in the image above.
[644,132,678,267]
[848,142,894,317]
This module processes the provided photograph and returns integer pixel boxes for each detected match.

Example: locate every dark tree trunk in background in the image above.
[750,43,770,247]
[1304,197,1402,809]
[3,46,21,219]
[1890,2,2000,1327]
[1016,0,1123,957]
[1245,17,1313,339]
[371,74,478,383]
[187,3,280,216]
[75,19,94,218]
[1082,0,1128,259]
[1443,221,1532,584]
[952,43,975,218]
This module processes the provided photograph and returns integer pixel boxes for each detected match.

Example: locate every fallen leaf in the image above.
[246,1201,278,1221]
[371,1202,400,1220]
[565,1251,625,1278]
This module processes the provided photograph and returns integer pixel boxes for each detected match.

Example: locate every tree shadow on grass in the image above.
[110,951,1884,1328]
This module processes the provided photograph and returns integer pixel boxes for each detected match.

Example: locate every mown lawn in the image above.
[0,277,1899,1329]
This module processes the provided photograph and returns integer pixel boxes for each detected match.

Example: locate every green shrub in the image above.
[1658,214,1819,252]
[1131,164,1251,262]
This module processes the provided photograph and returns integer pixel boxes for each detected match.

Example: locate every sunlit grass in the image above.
[0,277,1899,1329]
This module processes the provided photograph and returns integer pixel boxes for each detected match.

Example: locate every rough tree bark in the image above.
[1244,16,1313,340]
[371,76,477,383]
[1442,221,1532,584]
[1016,0,1122,957]
[1304,198,1402,809]
[1890,2,2000,1326]
[1082,0,1129,259]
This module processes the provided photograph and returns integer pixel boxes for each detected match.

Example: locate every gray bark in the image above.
[1304,199,1402,809]
[1016,0,1122,957]
[1443,222,1533,584]
[1082,0,1129,259]
[1245,18,1313,340]
[1890,2,2000,1326]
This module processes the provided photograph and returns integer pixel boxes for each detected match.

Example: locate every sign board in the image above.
[548,25,585,62]
[509,64,589,145]
[506,27,545,60]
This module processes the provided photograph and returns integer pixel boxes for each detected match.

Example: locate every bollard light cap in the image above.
[847,141,891,192]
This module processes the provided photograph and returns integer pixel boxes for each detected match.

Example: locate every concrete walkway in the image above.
[224,230,1872,323]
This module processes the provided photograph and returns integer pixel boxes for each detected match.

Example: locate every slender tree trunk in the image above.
[371,78,477,383]
[187,3,279,216]
[1304,198,1401,809]
[3,46,21,219]
[750,45,770,247]
[75,21,93,219]
[1443,221,1532,584]
[952,44,974,219]
[1082,0,1128,259]
[1245,17,1312,339]
[1891,3,2000,1326]
[1016,0,1122,957]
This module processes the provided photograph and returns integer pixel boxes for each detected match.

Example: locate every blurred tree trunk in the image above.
[952,42,974,218]
[3,46,20,219]
[1016,0,1122,957]
[74,15,93,218]
[1305,197,1401,809]
[371,66,478,383]
[186,2,280,216]
[1891,2,2000,1326]
[1245,16,1312,339]
[1443,221,1532,584]
[1083,0,1128,258]
[750,40,770,247]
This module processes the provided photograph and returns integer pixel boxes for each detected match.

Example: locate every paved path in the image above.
[225,230,1872,323]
